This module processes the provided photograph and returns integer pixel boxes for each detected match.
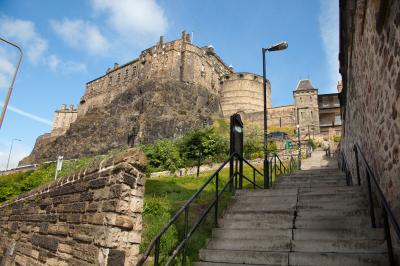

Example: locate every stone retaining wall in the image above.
[0,148,146,266]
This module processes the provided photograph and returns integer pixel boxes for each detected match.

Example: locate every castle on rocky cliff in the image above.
[51,31,271,138]
[37,31,341,164]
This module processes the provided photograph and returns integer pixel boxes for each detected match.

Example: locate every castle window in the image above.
[239,74,244,78]
[117,73,121,83]
[253,75,257,80]
[225,76,230,80]
[108,76,112,86]
[125,69,129,79]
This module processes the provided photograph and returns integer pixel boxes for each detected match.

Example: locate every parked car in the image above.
[268,131,289,140]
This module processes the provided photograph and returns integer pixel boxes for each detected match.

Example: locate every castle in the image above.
[50,31,340,143]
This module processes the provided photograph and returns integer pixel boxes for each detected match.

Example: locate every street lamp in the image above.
[262,41,288,189]
[0,37,23,130]
[6,138,22,170]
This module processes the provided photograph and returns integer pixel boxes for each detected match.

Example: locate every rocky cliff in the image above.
[21,80,221,164]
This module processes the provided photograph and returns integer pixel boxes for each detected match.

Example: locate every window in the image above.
[108,76,112,86]
[117,73,121,83]
[124,69,129,79]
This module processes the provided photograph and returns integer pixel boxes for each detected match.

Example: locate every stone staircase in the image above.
[194,167,389,266]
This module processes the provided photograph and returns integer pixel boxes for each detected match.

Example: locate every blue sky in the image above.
[0,0,339,169]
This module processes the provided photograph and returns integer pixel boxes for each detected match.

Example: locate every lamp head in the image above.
[267,41,288,52]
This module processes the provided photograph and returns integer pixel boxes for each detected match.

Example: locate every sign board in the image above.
[230,113,243,157]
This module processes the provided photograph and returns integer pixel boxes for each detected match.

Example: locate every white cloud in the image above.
[91,0,168,40]
[0,17,48,64]
[319,0,340,91]
[0,103,52,126]
[50,18,110,55]
[46,54,87,74]
[47,54,60,71]
[0,140,30,170]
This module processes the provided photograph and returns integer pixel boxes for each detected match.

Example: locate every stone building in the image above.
[293,79,320,135]
[220,72,271,117]
[51,104,78,137]
[318,92,341,135]
[339,0,400,254]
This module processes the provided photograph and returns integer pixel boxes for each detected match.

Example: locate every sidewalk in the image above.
[301,149,337,170]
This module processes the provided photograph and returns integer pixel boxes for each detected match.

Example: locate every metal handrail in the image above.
[137,152,263,265]
[351,143,400,266]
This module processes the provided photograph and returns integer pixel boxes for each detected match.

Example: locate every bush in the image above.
[141,140,183,172]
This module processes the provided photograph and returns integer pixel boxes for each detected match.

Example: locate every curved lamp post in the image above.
[262,41,288,188]
[6,138,22,170]
[0,37,23,130]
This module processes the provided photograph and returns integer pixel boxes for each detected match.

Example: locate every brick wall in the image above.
[0,148,146,266]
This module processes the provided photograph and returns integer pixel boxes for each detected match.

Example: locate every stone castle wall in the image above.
[78,32,234,116]
[243,105,296,128]
[220,72,270,117]
[1,149,146,266]
[339,0,400,251]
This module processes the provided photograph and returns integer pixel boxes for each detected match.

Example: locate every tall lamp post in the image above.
[0,37,23,130]
[262,41,288,189]
[6,138,22,170]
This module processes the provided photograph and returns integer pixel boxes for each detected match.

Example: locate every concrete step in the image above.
[212,228,292,240]
[223,212,293,221]
[277,176,345,182]
[297,208,370,218]
[295,217,372,230]
[297,201,366,211]
[299,186,362,195]
[276,181,347,187]
[199,249,288,265]
[298,193,365,202]
[275,183,347,189]
[231,195,297,205]
[293,228,384,241]
[288,252,389,266]
[235,188,298,197]
[228,203,296,213]
[292,239,387,253]
[218,218,293,229]
[193,263,267,266]
[207,238,291,252]
[298,197,365,206]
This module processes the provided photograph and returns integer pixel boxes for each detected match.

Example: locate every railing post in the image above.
[253,168,256,189]
[154,238,161,266]
[274,154,277,178]
[298,149,302,170]
[229,155,234,192]
[182,206,189,265]
[235,157,238,190]
[215,173,219,228]
[366,171,376,228]
[239,155,243,189]
[264,157,269,189]
[382,208,395,266]
[354,147,361,186]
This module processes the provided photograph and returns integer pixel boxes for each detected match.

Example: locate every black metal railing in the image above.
[340,143,400,266]
[267,152,299,188]
[137,152,262,266]
[338,151,353,185]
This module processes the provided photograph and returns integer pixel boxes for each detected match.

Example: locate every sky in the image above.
[0,0,340,170]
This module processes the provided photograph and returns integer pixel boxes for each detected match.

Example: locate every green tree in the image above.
[141,139,183,172]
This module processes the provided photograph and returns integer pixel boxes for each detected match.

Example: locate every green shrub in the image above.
[141,139,183,172]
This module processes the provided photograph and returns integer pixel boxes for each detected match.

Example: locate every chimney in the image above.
[181,31,187,42]
[61,104,67,110]
[114,63,119,69]
[159,35,164,46]
[69,104,74,110]
[185,32,191,43]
